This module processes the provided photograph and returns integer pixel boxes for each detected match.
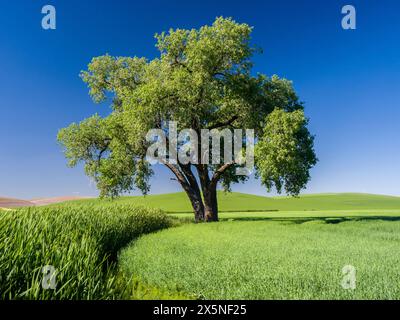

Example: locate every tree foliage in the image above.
[58,17,317,220]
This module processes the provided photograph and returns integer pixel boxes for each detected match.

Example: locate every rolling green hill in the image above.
[67,192,400,213]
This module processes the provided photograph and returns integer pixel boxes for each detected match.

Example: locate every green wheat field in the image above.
[2,192,400,299]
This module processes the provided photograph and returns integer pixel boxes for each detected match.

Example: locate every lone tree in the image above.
[58,17,317,222]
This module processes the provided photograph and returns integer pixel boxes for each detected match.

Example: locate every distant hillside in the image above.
[30,196,90,206]
[67,192,400,212]
[0,196,89,208]
[0,197,33,208]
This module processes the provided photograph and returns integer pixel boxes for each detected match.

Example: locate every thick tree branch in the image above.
[210,162,235,187]
[162,161,190,189]
[207,115,239,130]
[180,164,201,193]
[196,164,210,189]
[96,138,112,162]
[171,57,193,74]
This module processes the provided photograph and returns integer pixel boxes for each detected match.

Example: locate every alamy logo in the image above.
[41,265,57,290]
[341,5,356,30]
[146,122,254,176]
[41,5,56,30]
[341,265,356,290]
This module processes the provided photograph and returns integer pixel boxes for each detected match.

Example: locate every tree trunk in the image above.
[203,184,218,222]
[196,164,219,222]
[185,188,205,223]
[164,163,221,222]
[162,162,206,222]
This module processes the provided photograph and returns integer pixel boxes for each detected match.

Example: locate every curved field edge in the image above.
[119,218,400,300]
[0,205,171,299]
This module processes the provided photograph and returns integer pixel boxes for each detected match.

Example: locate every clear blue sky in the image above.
[1,0,399,199]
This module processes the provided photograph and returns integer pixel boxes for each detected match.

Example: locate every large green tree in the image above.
[58,17,317,222]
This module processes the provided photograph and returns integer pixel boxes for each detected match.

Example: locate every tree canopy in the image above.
[58,17,317,222]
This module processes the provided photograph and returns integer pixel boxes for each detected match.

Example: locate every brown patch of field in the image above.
[30,196,92,206]
[0,196,92,209]
[0,197,34,208]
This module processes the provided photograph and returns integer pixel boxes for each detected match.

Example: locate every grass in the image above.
[66,192,400,213]
[0,205,170,299]
[169,209,400,222]
[105,192,400,300]
[3,192,400,300]
[119,216,400,299]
